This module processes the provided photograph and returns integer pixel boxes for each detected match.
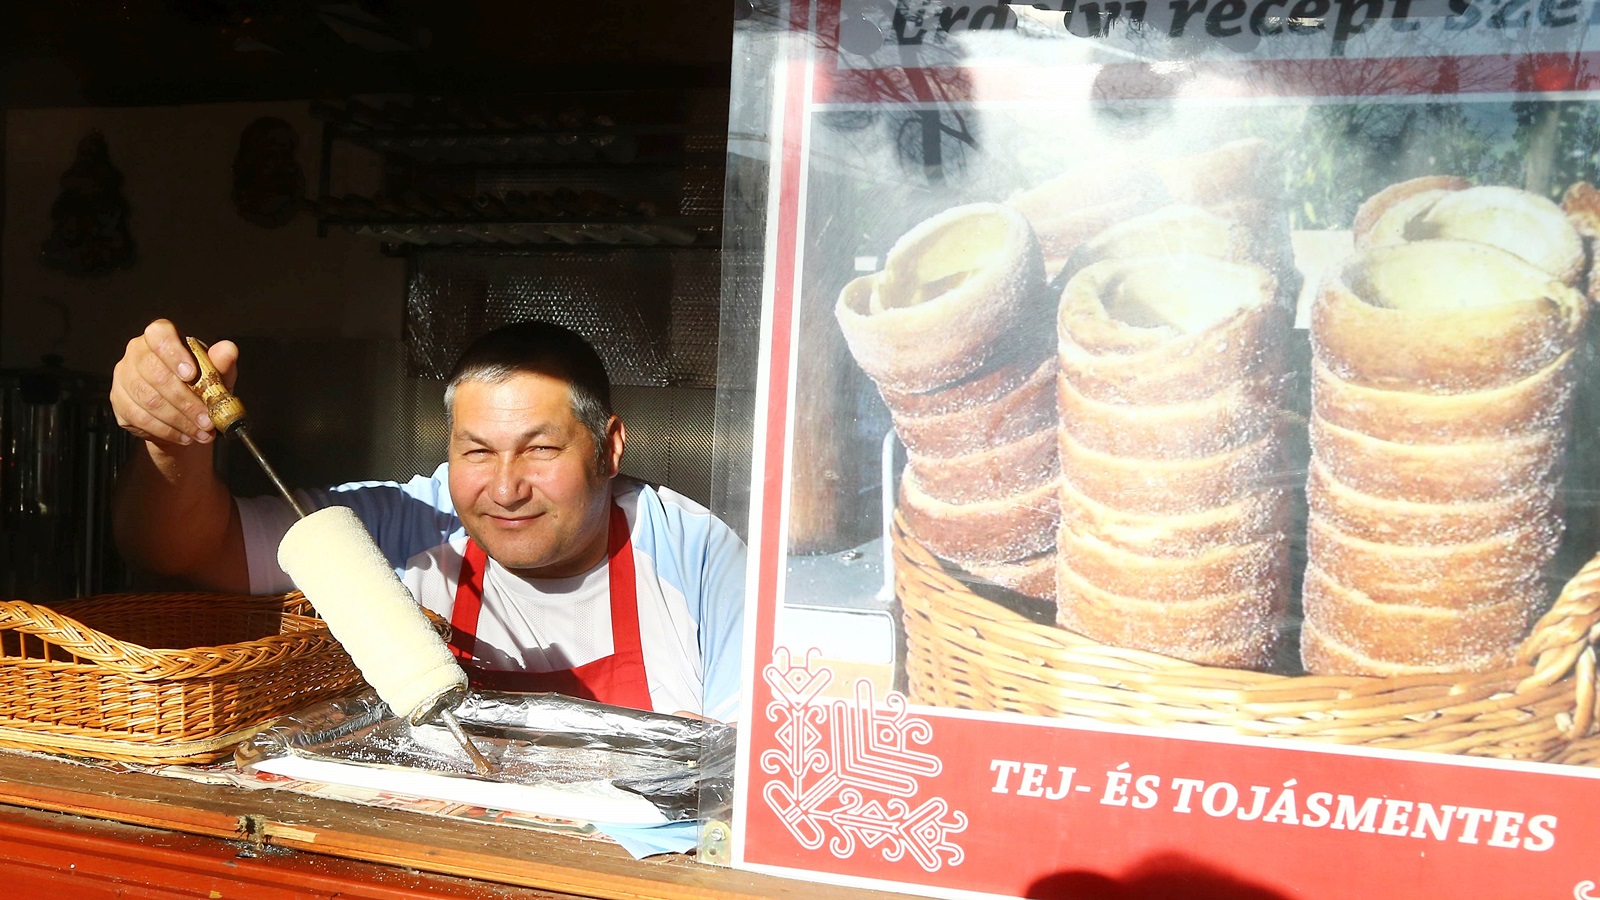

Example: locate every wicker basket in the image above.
[894,513,1600,762]
[0,591,366,764]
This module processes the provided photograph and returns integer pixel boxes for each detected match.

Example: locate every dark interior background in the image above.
[0,1,760,599]
[0,1,736,108]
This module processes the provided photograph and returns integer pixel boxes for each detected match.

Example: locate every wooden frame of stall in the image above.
[0,754,898,900]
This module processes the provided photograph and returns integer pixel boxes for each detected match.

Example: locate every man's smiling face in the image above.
[447,372,623,578]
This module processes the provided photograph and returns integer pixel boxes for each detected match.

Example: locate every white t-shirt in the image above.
[237,466,746,720]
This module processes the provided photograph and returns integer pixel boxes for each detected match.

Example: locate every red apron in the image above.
[448,504,654,711]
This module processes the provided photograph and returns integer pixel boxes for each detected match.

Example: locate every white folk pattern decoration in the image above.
[760,647,968,872]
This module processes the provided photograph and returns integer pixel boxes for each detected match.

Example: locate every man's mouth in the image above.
[483,512,541,528]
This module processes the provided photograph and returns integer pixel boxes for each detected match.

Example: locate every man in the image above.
[111,319,744,721]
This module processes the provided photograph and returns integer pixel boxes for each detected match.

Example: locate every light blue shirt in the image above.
[238,464,747,721]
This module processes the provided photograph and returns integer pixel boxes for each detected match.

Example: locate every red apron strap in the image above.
[448,538,488,663]
[448,504,654,711]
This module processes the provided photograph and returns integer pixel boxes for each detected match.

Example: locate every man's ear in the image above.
[603,415,626,477]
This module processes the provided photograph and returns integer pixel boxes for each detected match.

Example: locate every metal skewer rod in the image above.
[234,427,310,519]
[440,708,495,777]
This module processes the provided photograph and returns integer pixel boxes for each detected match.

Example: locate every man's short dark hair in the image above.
[444,322,614,460]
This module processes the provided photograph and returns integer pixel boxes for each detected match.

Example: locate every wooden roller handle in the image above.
[184,336,247,435]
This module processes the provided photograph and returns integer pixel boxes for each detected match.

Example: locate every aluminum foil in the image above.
[237,689,733,822]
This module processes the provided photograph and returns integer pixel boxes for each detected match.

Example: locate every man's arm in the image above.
[110,319,250,592]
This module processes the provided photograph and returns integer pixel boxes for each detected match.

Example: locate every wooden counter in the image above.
[0,753,899,900]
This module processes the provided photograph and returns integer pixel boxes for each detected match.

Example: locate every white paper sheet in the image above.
[249,753,668,828]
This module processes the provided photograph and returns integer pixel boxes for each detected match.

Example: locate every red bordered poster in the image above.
[727,1,1600,896]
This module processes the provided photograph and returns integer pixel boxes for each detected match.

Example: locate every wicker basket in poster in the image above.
[0,591,367,764]
[894,514,1600,762]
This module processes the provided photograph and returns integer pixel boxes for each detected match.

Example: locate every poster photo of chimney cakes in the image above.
[796,100,1600,765]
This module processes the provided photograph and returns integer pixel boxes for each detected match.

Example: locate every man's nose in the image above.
[491,457,534,504]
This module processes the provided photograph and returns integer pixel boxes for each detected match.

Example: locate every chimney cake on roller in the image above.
[278,505,471,727]
[180,335,492,774]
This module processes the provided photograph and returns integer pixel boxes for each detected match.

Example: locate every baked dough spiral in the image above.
[1055,254,1292,668]
[1302,227,1589,675]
